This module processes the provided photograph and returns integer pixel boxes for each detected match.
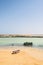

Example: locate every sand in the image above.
[0,47,43,65]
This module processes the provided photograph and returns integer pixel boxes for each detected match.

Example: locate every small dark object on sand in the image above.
[11,50,20,54]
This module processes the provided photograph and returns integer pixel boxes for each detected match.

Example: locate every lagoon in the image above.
[0,38,43,47]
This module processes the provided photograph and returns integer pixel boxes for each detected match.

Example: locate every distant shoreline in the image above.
[0,34,43,38]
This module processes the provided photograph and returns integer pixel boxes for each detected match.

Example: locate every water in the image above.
[0,38,43,48]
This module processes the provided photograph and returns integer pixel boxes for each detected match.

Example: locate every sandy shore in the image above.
[0,47,43,65]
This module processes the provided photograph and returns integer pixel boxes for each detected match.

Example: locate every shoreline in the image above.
[0,34,43,38]
[0,45,43,50]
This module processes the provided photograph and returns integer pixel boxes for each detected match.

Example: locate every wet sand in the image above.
[0,47,43,65]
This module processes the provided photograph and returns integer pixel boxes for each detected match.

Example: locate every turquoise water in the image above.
[0,38,43,47]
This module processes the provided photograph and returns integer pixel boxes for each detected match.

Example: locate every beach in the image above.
[0,47,43,65]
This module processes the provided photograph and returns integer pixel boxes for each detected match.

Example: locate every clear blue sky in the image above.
[0,0,43,34]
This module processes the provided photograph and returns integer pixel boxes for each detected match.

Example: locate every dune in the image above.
[0,47,43,65]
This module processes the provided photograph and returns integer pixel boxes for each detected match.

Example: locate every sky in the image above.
[0,0,43,34]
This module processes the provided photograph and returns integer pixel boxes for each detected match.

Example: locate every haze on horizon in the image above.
[0,0,43,34]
